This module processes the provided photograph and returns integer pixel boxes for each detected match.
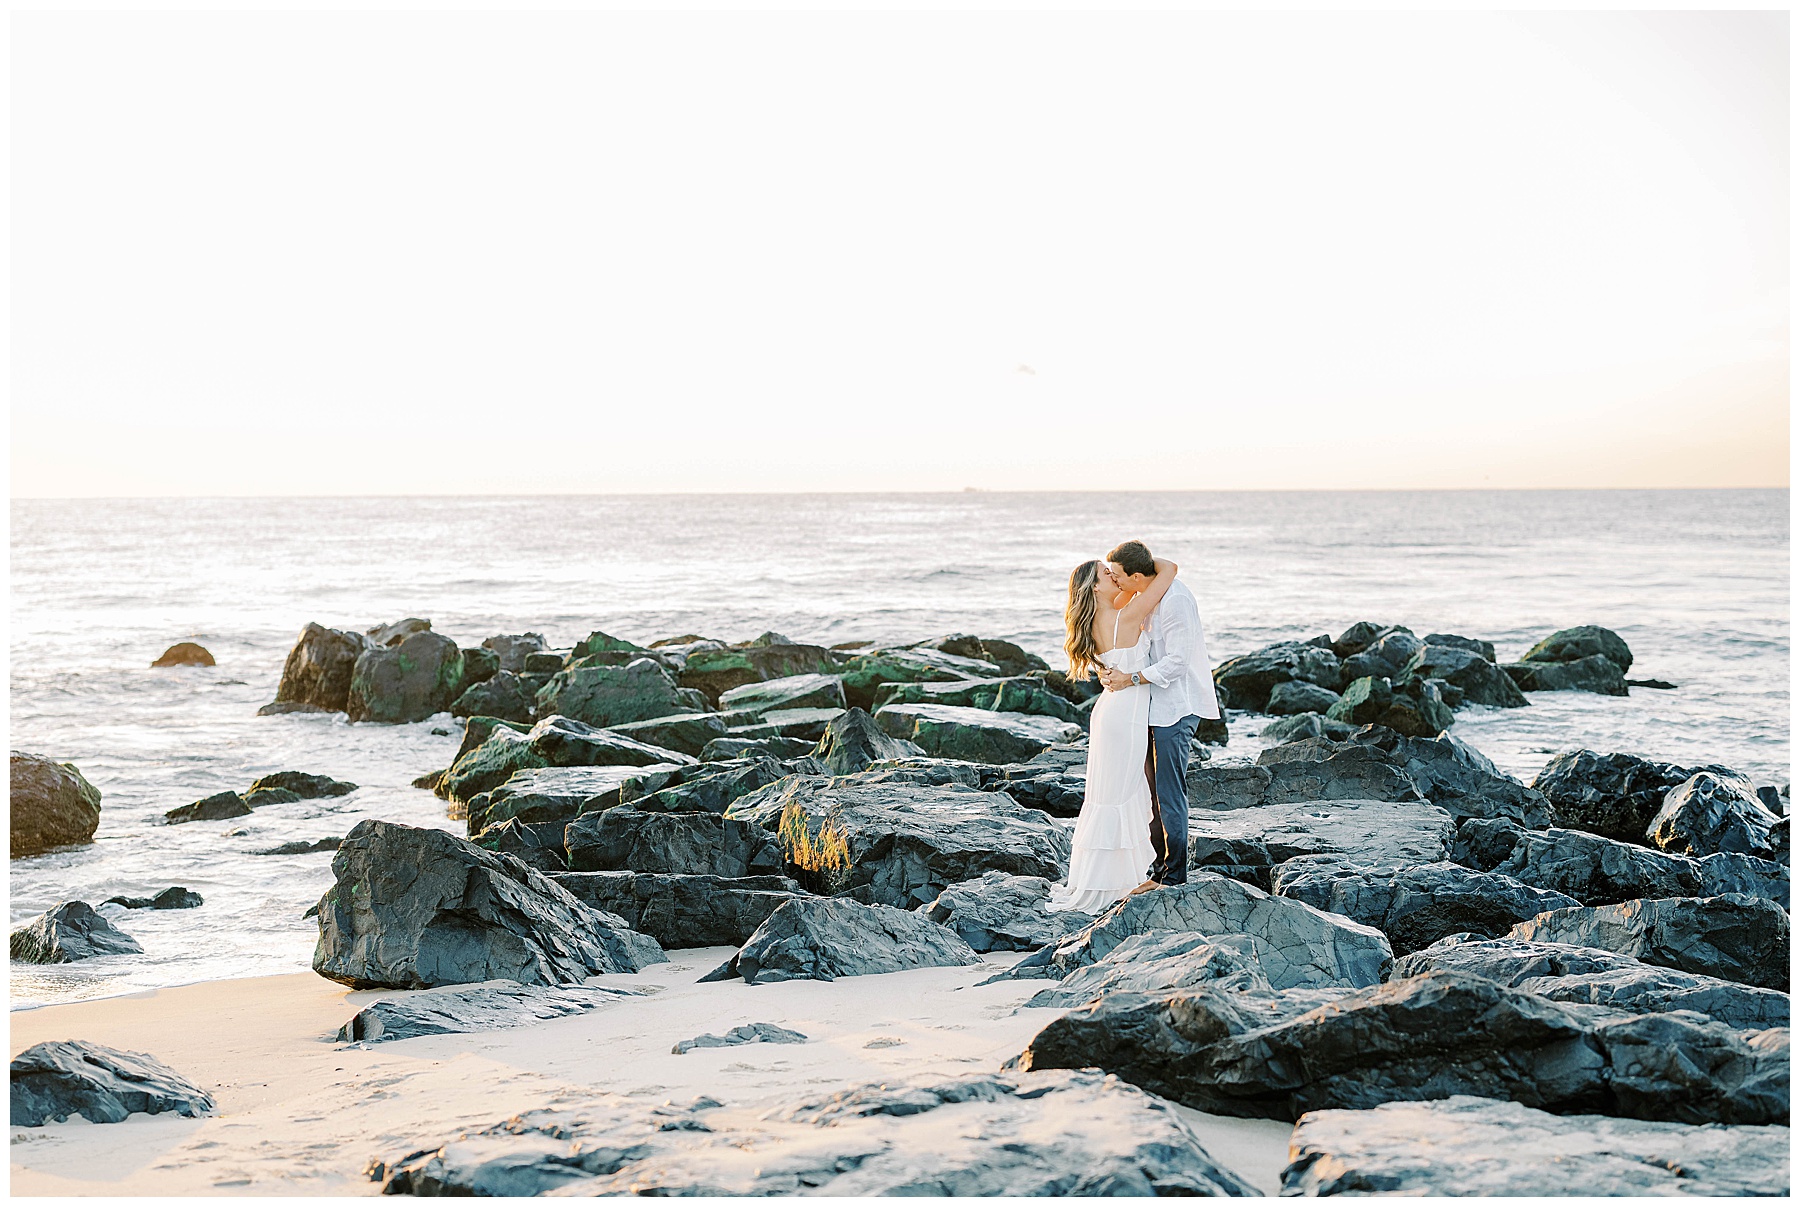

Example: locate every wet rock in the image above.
[920,872,1091,953]
[1185,763,1275,812]
[551,871,807,948]
[1398,645,1527,709]
[1271,860,1579,954]
[679,640,841,706]
[875,703,1085,764]
[979,758,1087,818]
[151,642,214,667]
[602,712,733,758]
[1328,621,1392,658]
[10,901,143,963]
[808,707,924,775]
[1260,713,1357,745]
[1282,1095,1788,1196]
[1325,676,1454,738]
[1421,633,1496,662]
[11,1040,214,1127]
[1337,629,1422,682]
[467,764,682,837]
[102,887,204,909]
[630,758,794,816]
[718,673,846,717]
[1267,680,1343,716]
[10,752,102,857]
[1648,770,1780,858]
[728,706,845,742]
[1011,873,1392,989]
[914,634,1050,678]
[471,818,566,872]
[311,819,665,989]
[1502,654,1627,696]
[481,632,547,673]
[532,658,708,730]
[450,670,536,724]
[1343,726,1553,827]
[442,715,693,808]
[672,1023,808,1054]
[1254,739,1427,805]
[564,807,785,877]
[164,790,250,824]
[1021,931,1354,1014]
[702,897,977,983]
[242,786,301,808]
[367,617,433,647]
[727,768,1071,909]
[367,1069,1257,1196]
[335,982,638,1044]
[247,771,357,799]
[1532,749,1734,843]
[458,646,500,689]
[253,837,342,857]
[1188,799,1454,889]
[1214,641,1344,712]
[1392,934,1790,1029]
[347,630,466,724]
[521,652,564,674]
[836,647,1002,711]
[873,676,1086,726]
[699,735,816,762]
[265,621,367,713]
[1507,894,1789,990]
[1521,624,1633,673]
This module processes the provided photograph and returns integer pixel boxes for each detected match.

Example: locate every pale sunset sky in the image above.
[10,10,1789,496]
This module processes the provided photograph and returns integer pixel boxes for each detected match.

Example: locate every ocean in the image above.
[8,489,1789,1007]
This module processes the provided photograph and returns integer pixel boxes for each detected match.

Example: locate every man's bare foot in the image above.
[1127,879,1161,897]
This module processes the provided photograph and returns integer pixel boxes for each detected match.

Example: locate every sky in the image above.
[10,10,1789,496]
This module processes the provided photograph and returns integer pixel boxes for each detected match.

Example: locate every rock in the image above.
[914,634,1050,678]
[1029,666,1103,705]
[1398,644,1527,709]
[163,790,250,824]
[151,642,214,667]
[467,764,682,837]
[672,1023,808,1054]
[241,786,301,808]
[1502,654,1628,696]
[1282,1095,1789,1196]
[1261,713,1356,744]
[335,982,638,1044]
[311,819,666,989]
[253,838,341,856]
[471,818,566,872]
[10,752,102,857]
[1187,799,1455,889]
[1521,624,1633,673]
[700,735,815,762]
[1267,680,1343,716]
[367,617,432,647]
[449,715,530,766]
[1648,770,1780,858]
[1532,749,1736,843]
[1254,739,1428,805]
[630,758,793,815]
[521,651,563,674]
[1011,874,1391,988]
[703,897,977,983]
[552,871,807,948]
[564,807,785,877]
[809,707,924,774]
[1214,641,1344,712]
[727,768,1071,909]
[729,706,846,742]
[10,901,143,962]
[1392,934,1790,1029]
[1185,763,1275,812]
[442,714,693,808]
[1324,675,1455,738]
[266,621,367,713]
[1021,931,1352,1014]
[1272,860,1579,954]
[102,887,203,909]
[977,761,1086,818]
[875,703,1082,764]
[873,676,1086,726]
[11,1041,214,1127]
[718,673,847,716]
[1014,968,1787,1125]
[247,770,357,799]
[920,872,1092,953]
[450,670,536,724]
[837,647,1001,711]
[458,646,500,688]
[679,641,841,705]
[481,632,547,672]
[367,1069,1258,1196]
[346,630,466,724]
[1329,621,1391,658]
[1343,726,1553,827]
[1421,632,1497,661]
[602,712,733,758]
[1337,629,1423,682]
[533,658,708,729]
[1507,894,1789,990]
[1630,678,1679,689]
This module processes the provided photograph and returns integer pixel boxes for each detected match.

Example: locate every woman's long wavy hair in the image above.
[1064,559,1104,682]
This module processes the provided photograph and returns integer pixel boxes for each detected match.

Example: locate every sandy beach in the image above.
[9,950,1293,1196]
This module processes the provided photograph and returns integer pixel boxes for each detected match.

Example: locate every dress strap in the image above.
[1113,610,1122,648]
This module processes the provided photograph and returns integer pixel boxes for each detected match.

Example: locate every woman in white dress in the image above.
[1047,555,1179,913]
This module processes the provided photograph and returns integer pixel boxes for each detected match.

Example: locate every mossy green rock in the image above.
[442,726,551,807]
[533,660,708,728]
[718,673,847,717]
[1327,677,1454,739]
[678,643,840,704]
[1503,656,1627,697]
[839,648,1001,711]
[875,703,1082,764]
[451,671,536,724]
[444,714,694,808]
[1400,646,1527,710]
[1521,625,1633,674]
[573,630,649,660]
[604,712,735,758]
[873,677,1086,726]
[346,631,467,724]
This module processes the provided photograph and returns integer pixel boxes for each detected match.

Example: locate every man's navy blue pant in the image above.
[1147,713,1202,885]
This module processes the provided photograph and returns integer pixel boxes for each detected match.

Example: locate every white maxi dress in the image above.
[1047,623,1156,913]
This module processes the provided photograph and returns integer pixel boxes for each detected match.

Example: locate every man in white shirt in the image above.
[1096,539,1221,887]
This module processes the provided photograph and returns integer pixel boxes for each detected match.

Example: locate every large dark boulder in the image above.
[1020,931,1348,1014]
[551,871,807,948]
[1213,641,1343,712]
[1262,712,1356,745]
[1337,629,1422,682]
[1422,633,1497,662]
[874,703,1082,764]
[1392,934,1790,1029]
[11,1041,214,1126]
[1648,770,1780,858]
[703,897,977,983]
[471,818,566,872]
[1254,738,1427,805]
[1521,624,1633,673]
[247,770,356,799]
[1344,726,1553,827]
[919,872,1091,953]
[700,735,816,763]
[978,753,1087,818]
[630,758,794,815]
[163,790,250,824]
[679,640,841,706]
[1188,798,1454,888]
[1273,860,1579,954]
[1325,676,1454,738]
[1283,1095,1788,1197]
[1507,894,1789,990]
[311,819,665,989]
[263,621,367,713]
[873,677,1085,726]
[451,670,536,724]
[459,646,500,687]
[481,632,547,672]
[442,714,693,808]
[1502,655,1627,696]
[1329,621,1393,658]
[603,712,734,758]
[533,659,708,729]
[809,707,923,774]
[346,630,466,724]
[367,1069,1258,1196]
[913,634,1050,678]
[728,768,1070,909]
[103,887,203,910]
[466,765,662,837]
[564,807,785,877]
[10,752,102,857]
[1531,749,1735,843]
[1398,645,1527,709]
[718,673,846,717]
[10,901,143,963]
[837,647,1002,711]
[1267,680,1343,716]
[335,982,636,1044]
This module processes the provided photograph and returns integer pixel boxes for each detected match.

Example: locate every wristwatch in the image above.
[1130,672,1143,686]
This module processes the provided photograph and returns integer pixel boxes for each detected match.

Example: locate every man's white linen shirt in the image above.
[1141,578,1222,726]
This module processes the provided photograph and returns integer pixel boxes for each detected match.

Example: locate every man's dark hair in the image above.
[1107,539,1155,578]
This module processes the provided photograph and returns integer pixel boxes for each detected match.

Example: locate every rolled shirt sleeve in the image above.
[1140,595,1197,688]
